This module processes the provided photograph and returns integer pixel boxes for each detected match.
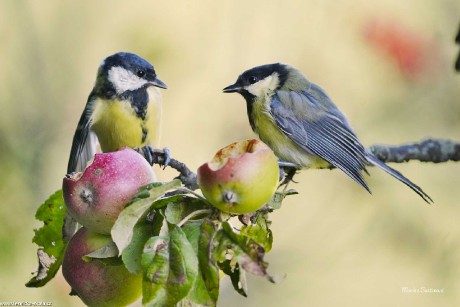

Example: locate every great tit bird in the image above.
[67,52,167,174]
[64,52,167,240]
[223,63,432,203]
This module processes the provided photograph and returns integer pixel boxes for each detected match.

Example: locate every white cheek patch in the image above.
[246,73,280,97]
[108,66,148,94]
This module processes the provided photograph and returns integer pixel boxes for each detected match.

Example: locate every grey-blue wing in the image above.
[270,89,371,192]
[67,99,98,174]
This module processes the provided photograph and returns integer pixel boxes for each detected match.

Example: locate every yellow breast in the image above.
[91,87,162,152]
[252,97,327,168]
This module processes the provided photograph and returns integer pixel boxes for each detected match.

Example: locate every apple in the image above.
[62,227,142,306]
[197,139,279,214]
[63,147,156,234]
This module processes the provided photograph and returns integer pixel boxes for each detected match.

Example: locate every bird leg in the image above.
[135,146,199,190]
[137,146,171,169]
[278,161,301,186]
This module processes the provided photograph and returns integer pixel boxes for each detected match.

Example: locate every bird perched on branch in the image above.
[67,52,168,174]
[223,63,432,203]
[64,52,168,240]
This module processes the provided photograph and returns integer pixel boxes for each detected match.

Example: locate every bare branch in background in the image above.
[370,139,460,163]
[149,138,460,189]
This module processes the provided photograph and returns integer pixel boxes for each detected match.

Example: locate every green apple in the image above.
[62,227,142,306]
[197,139,279,214]
[63,147,156,234]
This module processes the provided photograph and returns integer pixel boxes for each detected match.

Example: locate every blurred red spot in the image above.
[363,19,438,79]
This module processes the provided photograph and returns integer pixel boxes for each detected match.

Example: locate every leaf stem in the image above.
[175,187,213,205]
[177,209,213,227]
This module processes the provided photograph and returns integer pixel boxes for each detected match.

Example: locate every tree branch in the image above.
[370,138,460,163]
[150,138,460,189]
[166,157,199,190]
[135,146,199,190]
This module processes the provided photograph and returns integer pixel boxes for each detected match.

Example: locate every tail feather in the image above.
[367,154,433,204]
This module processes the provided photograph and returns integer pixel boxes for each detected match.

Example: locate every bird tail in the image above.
[367,154,433,204]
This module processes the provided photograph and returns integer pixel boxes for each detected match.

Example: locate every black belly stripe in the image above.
[141,125,148,143]
[120,87,149,120]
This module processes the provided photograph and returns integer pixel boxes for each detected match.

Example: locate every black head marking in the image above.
[223,63,289,102]
[239,63,288,89]
[94,52,159,99]
[102,52,158,82]
[223,63,289,130]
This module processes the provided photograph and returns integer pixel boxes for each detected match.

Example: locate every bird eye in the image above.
[136,70,146,78]
[248,76,258,84]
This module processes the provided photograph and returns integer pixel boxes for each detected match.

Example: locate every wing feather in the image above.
[270,89,370,191]
[67,98,98,173]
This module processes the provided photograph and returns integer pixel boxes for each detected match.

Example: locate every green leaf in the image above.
[121,195,185,274]
[122,219,156,274]
[219,260,247,297]
[83,241,119,261]
[182,222,201,254]
[197,220,220,303]
[214,221,273,296]
[131,182,166,202]
[142,225,198,306]
[26,190,67,287]
[111,180,181,254]
[149,194,184,211]
[165,196,210,225]
[240,213,273,253]
[141,236,169,304]
[181,222,215,306]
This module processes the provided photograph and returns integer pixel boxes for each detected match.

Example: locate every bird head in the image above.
[223,63,289,101]
[96,52,167,96]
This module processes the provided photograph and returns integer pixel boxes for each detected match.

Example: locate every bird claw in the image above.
[279,168,298,186]
[278,161,301,186]
[161,147,171,169]
[137,146,172,169]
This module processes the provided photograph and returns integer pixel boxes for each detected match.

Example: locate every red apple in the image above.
[62,227,142,306]
[197,139,279,214]
[63,147,156,234]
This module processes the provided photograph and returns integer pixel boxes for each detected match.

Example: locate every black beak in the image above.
[151,77,168,89]
[223,83,241,93]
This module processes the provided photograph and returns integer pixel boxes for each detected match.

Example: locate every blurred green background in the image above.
[1,0,459,306]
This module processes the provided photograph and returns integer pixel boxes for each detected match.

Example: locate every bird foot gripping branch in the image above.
[277,161,302,186]
[136,145,172,169]
[136,145,199,191]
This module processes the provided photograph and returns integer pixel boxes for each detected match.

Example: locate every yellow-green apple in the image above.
[197,139,279,214]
